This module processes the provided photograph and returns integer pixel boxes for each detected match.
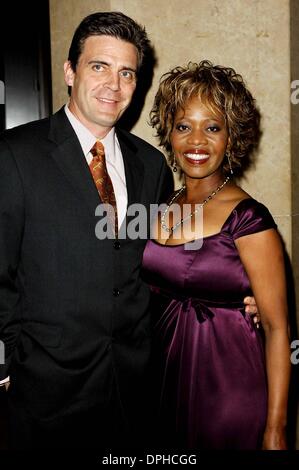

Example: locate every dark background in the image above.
[0,0,52,132]
[0,0,52,449]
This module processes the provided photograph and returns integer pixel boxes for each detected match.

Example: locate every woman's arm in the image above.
[235,229,290,450]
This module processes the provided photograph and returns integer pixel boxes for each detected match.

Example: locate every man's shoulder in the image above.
[116,128,164,160]
[1,116,50,143]
[0,107,67,145]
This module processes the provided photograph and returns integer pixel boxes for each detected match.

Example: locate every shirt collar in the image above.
[64,104,115,158]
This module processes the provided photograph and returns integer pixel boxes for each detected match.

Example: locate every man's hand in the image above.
[244,296,261,327]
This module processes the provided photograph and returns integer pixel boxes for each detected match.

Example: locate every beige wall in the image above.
[49,0,298,446]
[291,0,299,449]
[50,0,291,250]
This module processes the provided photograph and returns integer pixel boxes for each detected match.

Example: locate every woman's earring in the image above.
[172,156,178,173]
[226,150,234,175]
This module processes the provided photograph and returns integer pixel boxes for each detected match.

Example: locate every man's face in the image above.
[64,35,138,138]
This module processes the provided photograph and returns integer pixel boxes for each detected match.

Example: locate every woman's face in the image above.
[170,96,229,180]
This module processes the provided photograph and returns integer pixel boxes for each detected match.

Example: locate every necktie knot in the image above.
[90,140,105,159]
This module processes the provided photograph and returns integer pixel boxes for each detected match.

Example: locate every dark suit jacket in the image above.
[0,107,171,431]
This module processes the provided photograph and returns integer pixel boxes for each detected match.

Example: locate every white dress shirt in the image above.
[64,105,128,226]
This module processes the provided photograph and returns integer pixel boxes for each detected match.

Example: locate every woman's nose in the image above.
[187,128,208,145]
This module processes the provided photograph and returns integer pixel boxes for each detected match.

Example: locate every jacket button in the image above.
[114,241,121,250]
[113,288,120,296]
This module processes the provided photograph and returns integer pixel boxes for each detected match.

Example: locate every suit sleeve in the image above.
[155,156,174,205]
[0,138,25,380]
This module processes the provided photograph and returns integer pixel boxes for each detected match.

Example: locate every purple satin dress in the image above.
[142,198,276,449]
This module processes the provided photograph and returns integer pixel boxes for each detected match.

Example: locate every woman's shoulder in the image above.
[223,185,270,215]
[221,188,277,239]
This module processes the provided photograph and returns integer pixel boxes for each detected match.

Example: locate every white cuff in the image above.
[0,376,10,386]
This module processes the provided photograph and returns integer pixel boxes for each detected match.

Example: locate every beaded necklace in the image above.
[160,176,230,233]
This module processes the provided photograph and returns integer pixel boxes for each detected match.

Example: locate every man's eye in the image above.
[92,64,104,72]
[120,70,135,81]
[207,126,220,132]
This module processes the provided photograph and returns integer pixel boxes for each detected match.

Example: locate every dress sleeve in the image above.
[226,198,277,241]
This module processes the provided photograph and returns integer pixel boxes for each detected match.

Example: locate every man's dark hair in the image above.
[68,11,150,72]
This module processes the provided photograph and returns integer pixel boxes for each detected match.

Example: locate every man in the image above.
[0,11,257,449]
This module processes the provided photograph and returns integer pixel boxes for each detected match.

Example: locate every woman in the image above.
[142,61,290,449]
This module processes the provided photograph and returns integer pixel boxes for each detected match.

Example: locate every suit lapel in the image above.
[47,110,145,220]
[48,108,101,216]
[116,128,144,207]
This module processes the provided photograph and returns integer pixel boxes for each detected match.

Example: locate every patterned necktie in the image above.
[89,140,118,235]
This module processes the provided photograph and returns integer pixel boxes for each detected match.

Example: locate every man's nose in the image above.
[104,71,120,91]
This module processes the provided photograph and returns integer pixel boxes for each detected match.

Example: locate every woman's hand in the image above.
[262,426,287,450]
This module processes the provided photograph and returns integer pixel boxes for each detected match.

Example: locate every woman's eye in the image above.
[207,126,220,132]
[176,124,189,132]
